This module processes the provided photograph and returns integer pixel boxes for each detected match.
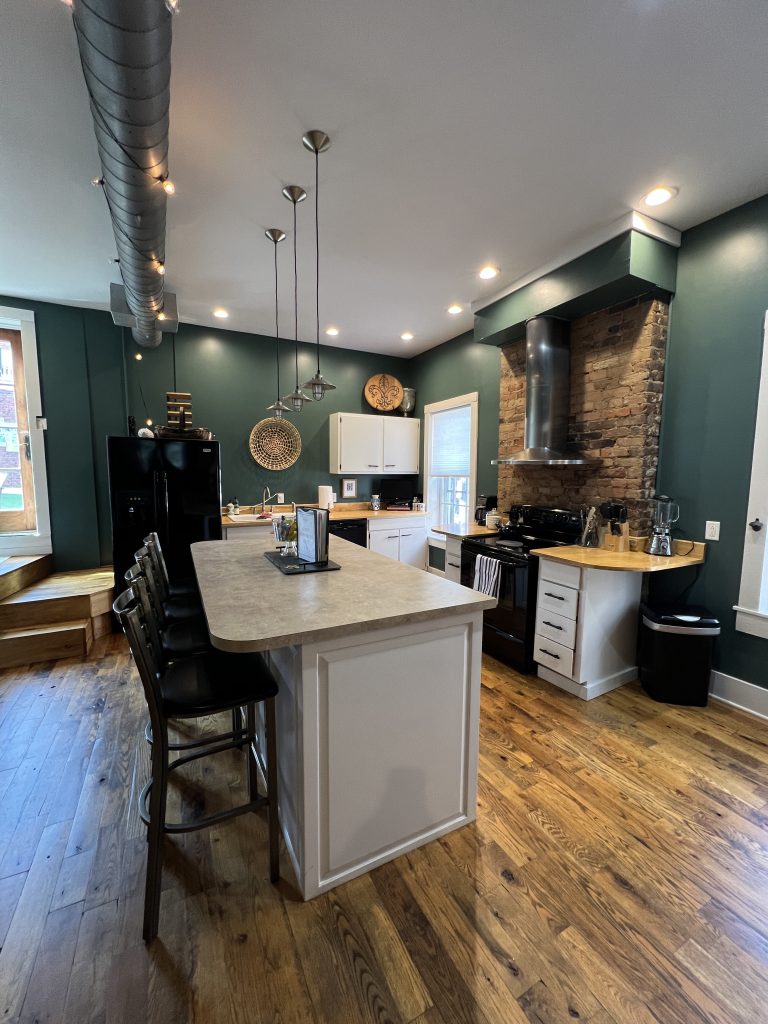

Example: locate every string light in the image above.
[91,177,104,187]
[135,353,143,361]
[156,261,166,276]
[157,312,167,321]
[145,418,153,426]
[161,178,176,195]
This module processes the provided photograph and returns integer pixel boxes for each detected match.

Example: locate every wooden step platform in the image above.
[0,554,52,601]
[0,565,114,668]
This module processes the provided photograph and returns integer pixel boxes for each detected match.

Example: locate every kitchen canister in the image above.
[370,494,381,511]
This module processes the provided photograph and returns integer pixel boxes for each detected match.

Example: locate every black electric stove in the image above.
[461,505,582,672]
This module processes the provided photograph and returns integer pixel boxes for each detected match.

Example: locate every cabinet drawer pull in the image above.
[542,620,563,630]
[544,591,565,601]
[448,561,460,568]
[387,534,398,539]
[539,647,560,660]
[368,464,378,468]
[385,463,396,467]
[402,533,411,537]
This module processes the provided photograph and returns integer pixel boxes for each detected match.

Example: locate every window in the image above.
[0,306,50,554]
[735,311,768,638]
[423,392,478,536]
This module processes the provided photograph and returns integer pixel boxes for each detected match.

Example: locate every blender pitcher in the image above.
[646,495,680,556]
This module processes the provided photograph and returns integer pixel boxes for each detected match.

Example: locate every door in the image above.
[382,418,419,474]
[0,329,36,532]
[398,527,427,568]
[368,529,400,561]
[339,415,383,473]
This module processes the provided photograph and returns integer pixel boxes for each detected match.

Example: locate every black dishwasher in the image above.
[328,518,368,547]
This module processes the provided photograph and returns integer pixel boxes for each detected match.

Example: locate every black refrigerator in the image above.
[107,436,222,591]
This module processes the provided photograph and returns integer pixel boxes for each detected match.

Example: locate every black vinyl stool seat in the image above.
[135,547,203,622]
[113,586,280,944]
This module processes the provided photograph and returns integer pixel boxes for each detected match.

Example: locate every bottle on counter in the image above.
[233,497,240,516]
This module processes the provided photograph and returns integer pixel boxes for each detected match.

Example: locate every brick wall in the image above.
[497,295,669,534]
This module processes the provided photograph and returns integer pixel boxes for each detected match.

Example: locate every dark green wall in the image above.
[123,323,413,507]
[0,295,126,570]
[652,193,768,687]
[411,329,500,499]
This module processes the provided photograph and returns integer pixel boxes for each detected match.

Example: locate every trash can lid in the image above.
[641,603,720,631]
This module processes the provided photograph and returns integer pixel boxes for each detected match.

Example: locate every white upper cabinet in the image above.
[329,413,420,475]
[382,418,420,474]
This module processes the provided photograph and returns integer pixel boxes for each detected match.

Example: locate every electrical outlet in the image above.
[276,492,285,504]
[705,520,720,541]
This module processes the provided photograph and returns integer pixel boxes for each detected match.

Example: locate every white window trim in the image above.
[734,310,768,639]
[0,306,51,556]
[423,391,478,540]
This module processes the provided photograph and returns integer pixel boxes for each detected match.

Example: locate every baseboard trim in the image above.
[709,670,768,722]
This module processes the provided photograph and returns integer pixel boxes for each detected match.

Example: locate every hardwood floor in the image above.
[1,637,767,1023]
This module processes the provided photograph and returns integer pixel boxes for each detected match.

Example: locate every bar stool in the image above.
[113,587,280,943]
[143,531,199,601]
[136,547,202,623]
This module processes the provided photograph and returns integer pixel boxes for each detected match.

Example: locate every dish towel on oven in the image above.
[473,554,500,597]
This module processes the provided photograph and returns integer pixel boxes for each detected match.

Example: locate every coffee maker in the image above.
[645,494,680,556]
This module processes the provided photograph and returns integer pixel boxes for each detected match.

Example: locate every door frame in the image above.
[0,306,51,555]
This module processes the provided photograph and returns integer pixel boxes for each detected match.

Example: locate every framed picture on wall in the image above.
[341,478,357,498]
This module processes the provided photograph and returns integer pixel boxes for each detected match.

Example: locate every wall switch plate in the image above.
[705,520,720,541]
[276,492,285,504]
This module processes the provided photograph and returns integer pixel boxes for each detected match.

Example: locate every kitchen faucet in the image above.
[261,487,279,513]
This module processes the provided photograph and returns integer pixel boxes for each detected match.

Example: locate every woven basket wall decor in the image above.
[249,417,302,470]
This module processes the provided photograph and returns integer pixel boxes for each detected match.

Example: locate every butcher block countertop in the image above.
[532,541,706,573]
[433,523,500,539]
[222,506,427,527]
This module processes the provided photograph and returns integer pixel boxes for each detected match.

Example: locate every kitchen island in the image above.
[191,534,496,898]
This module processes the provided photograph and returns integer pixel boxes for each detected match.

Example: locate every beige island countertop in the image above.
[192,532,494,652]
[531,541,706,573]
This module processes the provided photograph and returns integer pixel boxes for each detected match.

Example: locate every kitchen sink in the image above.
[227,514,274,522]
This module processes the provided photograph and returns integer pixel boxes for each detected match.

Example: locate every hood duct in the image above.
[493,316,593,466]
[72,0,173,348]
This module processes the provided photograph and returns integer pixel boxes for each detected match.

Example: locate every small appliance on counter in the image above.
[645,495,680,556]
[377,474,418,510]
[475,495,498,525]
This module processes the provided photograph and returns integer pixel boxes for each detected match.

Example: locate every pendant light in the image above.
[264,228,291,420]
[281,184,311,412]
[301,130,336,400]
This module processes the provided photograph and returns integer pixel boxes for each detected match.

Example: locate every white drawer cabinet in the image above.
[368,515,427,569]
[444,537,463,583]
[534,558,642,701]
[329,413,419,475]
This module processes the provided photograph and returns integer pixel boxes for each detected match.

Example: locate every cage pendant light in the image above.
[301,130,336,400]
[264,228,291,419]
[281,185,311,412]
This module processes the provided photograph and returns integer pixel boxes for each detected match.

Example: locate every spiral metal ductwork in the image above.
[71,0,172,347]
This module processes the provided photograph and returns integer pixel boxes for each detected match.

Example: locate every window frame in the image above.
[0,306,51,555]
[734,310,768,638]
[423,391,479,541]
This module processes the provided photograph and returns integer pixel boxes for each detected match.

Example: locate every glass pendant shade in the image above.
[302,130,336,400]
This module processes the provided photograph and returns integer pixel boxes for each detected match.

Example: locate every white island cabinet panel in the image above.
[382,417,420,474]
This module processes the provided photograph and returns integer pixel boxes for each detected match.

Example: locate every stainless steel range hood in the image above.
[492,316,593,466]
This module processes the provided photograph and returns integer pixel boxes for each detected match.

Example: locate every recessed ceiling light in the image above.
[401,331,414,342]
[213,308,229,319]
[447,304,463,316]
[642,186,678,207]
[325,326,339,336]
[479,265,499,280]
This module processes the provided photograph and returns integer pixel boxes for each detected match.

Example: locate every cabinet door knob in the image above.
[749,518,763,532]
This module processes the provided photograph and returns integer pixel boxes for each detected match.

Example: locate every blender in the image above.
[645,495,680,556]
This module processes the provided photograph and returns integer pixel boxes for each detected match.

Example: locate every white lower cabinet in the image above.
[444,538,463,583]
[368,516,427,569]
[534,558,642,701]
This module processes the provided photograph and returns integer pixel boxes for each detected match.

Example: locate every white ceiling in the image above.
[2,0,768,357]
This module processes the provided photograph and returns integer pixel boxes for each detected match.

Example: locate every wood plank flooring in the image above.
[0,638,767,1023]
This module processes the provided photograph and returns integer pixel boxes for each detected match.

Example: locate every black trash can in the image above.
[639,604,720,707]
